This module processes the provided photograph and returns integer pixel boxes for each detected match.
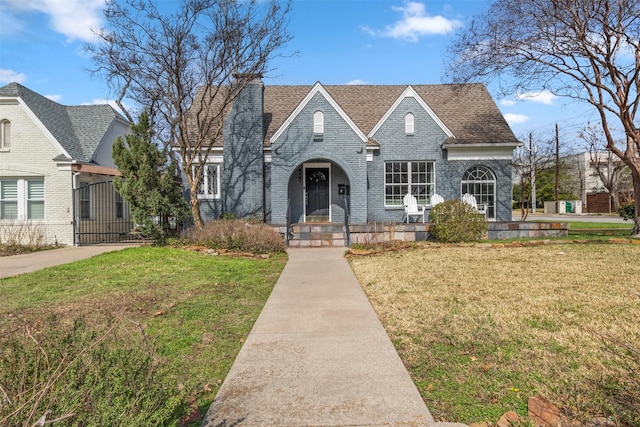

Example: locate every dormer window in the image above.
[313,111,324,141]
[405,113,414,135]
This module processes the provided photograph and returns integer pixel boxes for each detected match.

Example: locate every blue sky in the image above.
[0,0,598,150]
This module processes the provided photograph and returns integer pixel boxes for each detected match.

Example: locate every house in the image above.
[191,77,520,228]
[0,82,131,246]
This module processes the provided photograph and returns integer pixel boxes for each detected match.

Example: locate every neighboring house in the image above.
[191,77,520,226]
[0,82,131,246]
[563,151,632,213]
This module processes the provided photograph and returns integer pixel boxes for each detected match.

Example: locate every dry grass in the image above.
[348,243,640,425]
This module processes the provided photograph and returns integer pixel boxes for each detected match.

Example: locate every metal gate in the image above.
[73,181,136,245]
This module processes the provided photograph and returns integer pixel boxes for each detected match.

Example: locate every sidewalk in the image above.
[202,247,463,427]
[0,244,138,279]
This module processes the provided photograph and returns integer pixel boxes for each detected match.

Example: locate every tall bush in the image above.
[429,199,488,243]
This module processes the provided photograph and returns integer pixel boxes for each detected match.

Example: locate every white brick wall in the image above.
[0,100,75,245]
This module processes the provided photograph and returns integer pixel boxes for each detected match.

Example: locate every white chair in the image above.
[431,193,444,206]
[462,193,487,217]
[403,194,425,223]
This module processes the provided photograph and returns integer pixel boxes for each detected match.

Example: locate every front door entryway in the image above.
[305,167,330,222]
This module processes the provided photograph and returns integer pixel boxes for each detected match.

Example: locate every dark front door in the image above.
[306,168,329,221]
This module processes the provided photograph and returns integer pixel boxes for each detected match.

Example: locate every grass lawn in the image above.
[348,243,640,426]
[0,246,287,425]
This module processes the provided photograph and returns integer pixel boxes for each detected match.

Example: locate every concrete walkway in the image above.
[0,244,138,279]
[202,248,462,427]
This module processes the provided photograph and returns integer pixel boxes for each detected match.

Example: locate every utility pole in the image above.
[555,123,560,214]
[529,133,537,213]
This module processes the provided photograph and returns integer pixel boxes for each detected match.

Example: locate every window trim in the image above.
[0,119,10,151]
[384,161,435,208]
[0,178,45,220]
[461,165,496,220]
[193,163,221,199]
[313,111,324,134]
[404,113,414,135]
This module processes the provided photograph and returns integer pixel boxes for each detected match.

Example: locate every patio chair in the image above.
[403,194,425,223]
[462,193,487,217]
[431,193,444,206]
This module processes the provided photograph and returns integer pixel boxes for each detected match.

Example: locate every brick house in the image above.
[191,77,520,226]
[0,83,131,245]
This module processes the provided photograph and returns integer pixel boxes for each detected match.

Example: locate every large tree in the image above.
[113,110,190,241]
[87,0,292,227]
[447,0,640,236]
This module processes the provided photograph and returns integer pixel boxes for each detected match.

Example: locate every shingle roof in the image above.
[262,83,519,146]
[0,82,127,162]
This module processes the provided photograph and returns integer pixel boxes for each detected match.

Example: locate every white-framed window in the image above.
[384,161,434,207]
[461,166,496,219]
[313,111,324,135]
[404,113,414,135]
[193,163,220,199]
[0,178,44,220]
[0,119,10,151]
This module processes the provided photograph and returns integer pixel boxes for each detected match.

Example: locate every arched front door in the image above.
[305,163,330,222]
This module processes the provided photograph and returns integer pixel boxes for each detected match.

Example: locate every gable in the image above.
[270,82,368,144]
[0,82,129,164]
[368,86,454,139]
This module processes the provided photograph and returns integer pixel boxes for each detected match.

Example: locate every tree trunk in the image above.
[629,164,640,237]
[190,185,204,228]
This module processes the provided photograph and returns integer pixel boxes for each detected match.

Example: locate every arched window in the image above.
[0,119,10,151]
[404,113,414,134]
[461,166,496,219]
[313,111,324,134]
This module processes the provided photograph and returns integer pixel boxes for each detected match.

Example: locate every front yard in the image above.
[348,243,640,425]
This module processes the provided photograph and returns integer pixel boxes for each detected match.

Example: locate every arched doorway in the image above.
[461,166,496,220]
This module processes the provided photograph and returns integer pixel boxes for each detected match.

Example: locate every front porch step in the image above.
[287,224,348,247]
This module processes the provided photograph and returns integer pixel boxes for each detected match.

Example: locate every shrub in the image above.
[181,219,285,254]
[0,316,187,426]
[618,201,635,220]
[429,199,488,243]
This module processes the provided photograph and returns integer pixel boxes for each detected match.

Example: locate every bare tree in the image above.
[579,123,633,211]
[513,135,556,220]
[447,0,640,236]
[86,0,292,226]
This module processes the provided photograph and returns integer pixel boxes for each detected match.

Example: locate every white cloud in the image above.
[3,0,103,42]
[504,113,529,125]
[516,90,557,105]
[45,94,62,102]
[367,2,462,42]
[346,79,368,85]
[500,99,516,107]
[85,98,130,116]
[0,69,27,84]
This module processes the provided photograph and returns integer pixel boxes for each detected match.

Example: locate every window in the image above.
[27,180,44,219]
[79,184,91,219]
[194,164,220,199]
[404,113,414,135]
[461,166,496,219]
[313,111,324,134]
[385,161,434,206]
[0,178,44,220]
[0,119,9,151]
[0,180,18,219]
[115,192,124,218]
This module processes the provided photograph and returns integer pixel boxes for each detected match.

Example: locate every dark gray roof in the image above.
[0,82,128,162]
